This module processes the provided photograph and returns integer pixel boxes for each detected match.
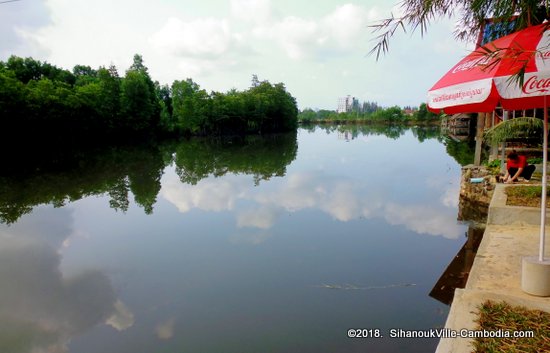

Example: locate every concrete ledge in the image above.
[487,183,549,225]
[436,221,550,352]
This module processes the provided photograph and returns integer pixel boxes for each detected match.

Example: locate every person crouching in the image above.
[503,150,536,183]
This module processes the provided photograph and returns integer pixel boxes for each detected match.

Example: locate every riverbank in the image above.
[436,182,550,352]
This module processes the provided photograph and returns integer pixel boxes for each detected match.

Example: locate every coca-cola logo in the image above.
[452,56,491,74]
[522,75,550,94]
[536,30,550,69]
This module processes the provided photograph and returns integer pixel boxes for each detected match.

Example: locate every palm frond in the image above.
[369,0,550,60]
[483,117,543,145]
[368,15,408,60]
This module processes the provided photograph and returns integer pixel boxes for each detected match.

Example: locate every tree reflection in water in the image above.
[0,132,298,224]
[0,125,467,226]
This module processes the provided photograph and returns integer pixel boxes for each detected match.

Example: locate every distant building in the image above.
[337,95,358,113]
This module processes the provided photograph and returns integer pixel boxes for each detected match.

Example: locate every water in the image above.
[0,125,470,353]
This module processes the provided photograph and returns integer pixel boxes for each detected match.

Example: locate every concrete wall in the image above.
[487,184,550,226]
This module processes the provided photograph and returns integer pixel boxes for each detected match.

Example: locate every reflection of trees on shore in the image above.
[410,125,442,143]
[174,132,298,186]
[0,132,298,224]
[0,144,167,224]
[315,124,471,166]
[303,123,441,142]
[443,138,476,166]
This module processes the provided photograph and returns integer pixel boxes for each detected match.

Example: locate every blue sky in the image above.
[1,0,472,110]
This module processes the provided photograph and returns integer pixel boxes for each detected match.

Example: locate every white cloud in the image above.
[319,182,362,221]
[267,4,368,60]
[384,203,463,239]
[425,174,461,208]
[273,16,319,60]
[151,17,232,58]
[161,176,248,213]
[149,12,256,79]
[237,206,281,229]
[441,184,460,208]
[254,172,319,210]
[162,170,461,238]
[230,0,272,24]
[13,0,154,72]
[253,173,370,222]
[323,4,368,48]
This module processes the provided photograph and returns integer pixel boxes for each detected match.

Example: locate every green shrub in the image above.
[528,157,544,164]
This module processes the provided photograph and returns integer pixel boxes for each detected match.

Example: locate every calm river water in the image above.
[0,125,472,353]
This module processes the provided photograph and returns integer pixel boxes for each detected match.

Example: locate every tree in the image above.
[171,78,205,133]
[251,74,260,87]
[0,69,28,131]
[298,108,318,122]
[156,82,175,133]
[6,56,42,83]
[370,1,549,59]
[415,102,439,121]
[75,81,103,123]
[120,54,160,132]
[5,56,75,85]
[362,101,380,114]
[121,70,155,132]
[97,66,121,129]
[129,54,148,73]
[120,55,160,132]
[246,81,298,132]
[73,65,98,86]
[0,54,298,138]
[73,65,97,77]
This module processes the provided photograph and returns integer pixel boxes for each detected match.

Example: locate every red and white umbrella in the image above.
[428,23,550,263]
[428,23,550,114]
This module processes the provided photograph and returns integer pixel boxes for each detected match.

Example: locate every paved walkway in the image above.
[436,186,550,353]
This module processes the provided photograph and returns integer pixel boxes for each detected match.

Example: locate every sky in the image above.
[0,0,473,110]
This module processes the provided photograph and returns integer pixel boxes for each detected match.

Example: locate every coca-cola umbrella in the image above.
[427,23,550,295]
[428,23,550,114]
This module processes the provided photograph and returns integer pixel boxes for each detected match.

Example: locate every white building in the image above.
[337,95,356,113]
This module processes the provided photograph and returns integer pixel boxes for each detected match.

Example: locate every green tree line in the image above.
[298,103,439,124]
[0,55,298,143]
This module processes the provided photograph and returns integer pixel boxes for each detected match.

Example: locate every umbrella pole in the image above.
[523,100,550,297]
[541,100,548,262]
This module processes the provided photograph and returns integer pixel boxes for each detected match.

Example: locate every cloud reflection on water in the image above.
[0,208,133,352]
[161,170,463,240]
[155,317,176,340]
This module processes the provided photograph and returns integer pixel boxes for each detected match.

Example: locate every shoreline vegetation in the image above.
[1,54,442,145]
[0,54,299,143]
[298,103,440,125]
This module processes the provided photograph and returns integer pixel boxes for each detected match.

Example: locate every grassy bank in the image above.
[473,300,550,352]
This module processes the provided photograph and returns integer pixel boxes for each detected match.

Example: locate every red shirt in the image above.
[507,155,527,169]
